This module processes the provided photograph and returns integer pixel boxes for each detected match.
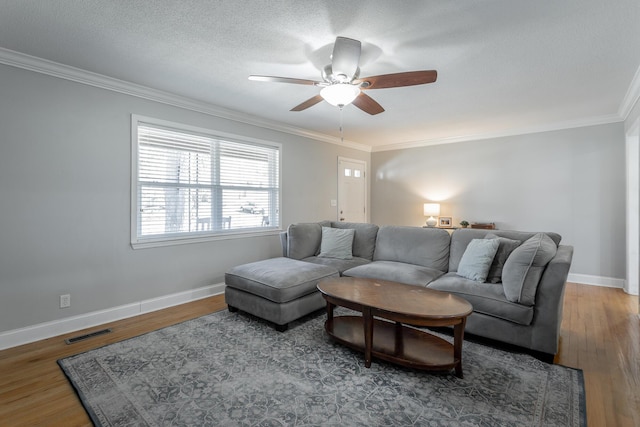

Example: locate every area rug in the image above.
[59,309,585,426]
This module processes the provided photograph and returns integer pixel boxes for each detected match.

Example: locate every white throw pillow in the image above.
[318,227,355,259]
[456,238,500,282]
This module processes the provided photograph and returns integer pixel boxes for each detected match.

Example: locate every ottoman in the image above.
[225,257,340,331]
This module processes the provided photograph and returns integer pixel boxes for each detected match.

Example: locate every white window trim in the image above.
[130,114,282,249]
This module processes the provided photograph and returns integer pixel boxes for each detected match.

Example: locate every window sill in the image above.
[131,228,283,249]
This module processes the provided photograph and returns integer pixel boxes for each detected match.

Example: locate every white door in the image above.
[337,157,367,223]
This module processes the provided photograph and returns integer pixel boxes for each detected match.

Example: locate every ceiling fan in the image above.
[249,36,437,115]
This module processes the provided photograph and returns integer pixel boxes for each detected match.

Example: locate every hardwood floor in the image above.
[0,283,638,426]
[0,297,227,427]
[557,283,640,427]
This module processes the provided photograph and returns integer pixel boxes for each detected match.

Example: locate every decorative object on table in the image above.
[58,308,586,427]
[423,203,440,227]
[471,222,496,229]
[438,216,453,228]
[460,220,469,228]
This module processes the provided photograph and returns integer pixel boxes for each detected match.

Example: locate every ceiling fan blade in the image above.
[249,75,321,86]
[290,94,324,111]
[352,92,385,115]
[331,37,361,81]
[357,70,437,89]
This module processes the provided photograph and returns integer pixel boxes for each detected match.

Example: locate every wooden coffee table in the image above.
[317,277,473,378]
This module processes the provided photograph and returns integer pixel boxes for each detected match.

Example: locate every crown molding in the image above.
[1,47,633,154]
[619,63,640,120]
[371,114,623,152]
[0,47,371,153]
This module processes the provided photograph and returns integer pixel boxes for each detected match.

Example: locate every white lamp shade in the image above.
[423,203,440,227]
[320,84,361,106]
[423,203,441,217]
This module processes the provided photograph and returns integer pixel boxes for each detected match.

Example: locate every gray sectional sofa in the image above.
[225,221,573,359]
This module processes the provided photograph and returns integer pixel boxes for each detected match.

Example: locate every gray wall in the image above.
[0,64,369,332]
[371,123,627,280]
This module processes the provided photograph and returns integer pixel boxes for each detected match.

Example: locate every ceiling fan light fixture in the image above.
[320,84,361,107]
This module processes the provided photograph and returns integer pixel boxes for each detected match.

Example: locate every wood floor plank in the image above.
[0,284,638,426]
[0,296,226,426]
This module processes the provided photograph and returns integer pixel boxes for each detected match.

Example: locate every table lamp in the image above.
[423,203,440,227]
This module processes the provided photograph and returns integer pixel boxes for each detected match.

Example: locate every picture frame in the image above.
[438,216,452,228]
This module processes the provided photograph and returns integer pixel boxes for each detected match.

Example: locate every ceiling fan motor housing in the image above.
[322,65,360,84]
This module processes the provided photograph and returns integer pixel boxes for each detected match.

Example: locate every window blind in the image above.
[134,120,280,244]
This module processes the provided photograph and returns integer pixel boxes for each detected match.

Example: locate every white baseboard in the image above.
[0,274,633,351]
[567,273,627,290]
[0,283,226,351]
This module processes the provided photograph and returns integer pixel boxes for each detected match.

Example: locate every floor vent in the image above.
[65,328,112,344]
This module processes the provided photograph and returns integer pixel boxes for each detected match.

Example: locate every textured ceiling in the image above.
[1,0,639,150]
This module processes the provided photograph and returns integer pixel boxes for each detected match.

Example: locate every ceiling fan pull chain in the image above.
[339,106,344,143]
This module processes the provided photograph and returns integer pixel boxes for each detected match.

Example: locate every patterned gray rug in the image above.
[59,308,585,426]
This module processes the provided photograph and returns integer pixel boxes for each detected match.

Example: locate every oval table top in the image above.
[317,276,472,320]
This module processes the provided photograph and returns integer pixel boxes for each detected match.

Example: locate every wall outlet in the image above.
[60,294,71,308]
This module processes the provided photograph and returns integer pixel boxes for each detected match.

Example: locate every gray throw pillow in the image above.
[456,238,500,282]
[502,233,557,305]
[484,234,521,283]
[318,227,355,259]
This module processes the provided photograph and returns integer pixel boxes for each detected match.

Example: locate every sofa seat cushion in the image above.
[343,260,445,287]
[303,256,371,274]
[428,273,534,325]
[225,257,339,304]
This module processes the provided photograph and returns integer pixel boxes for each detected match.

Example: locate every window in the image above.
[131,116,280,248]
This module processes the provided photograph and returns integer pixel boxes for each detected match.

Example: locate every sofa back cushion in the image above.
[330,222,379,260]
[449,229,561,272]
[373,226,450,271]
[286,222,324,259]
[287,221,377,260]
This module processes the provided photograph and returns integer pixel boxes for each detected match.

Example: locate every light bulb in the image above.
[320,84,361,107]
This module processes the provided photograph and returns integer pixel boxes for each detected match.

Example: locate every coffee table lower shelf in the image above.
[325,315,459,374]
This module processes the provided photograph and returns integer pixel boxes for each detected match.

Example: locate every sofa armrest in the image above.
[530,244,574,354]
[280,231,288,257]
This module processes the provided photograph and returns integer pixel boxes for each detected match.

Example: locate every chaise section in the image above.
[225,257,339,331]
